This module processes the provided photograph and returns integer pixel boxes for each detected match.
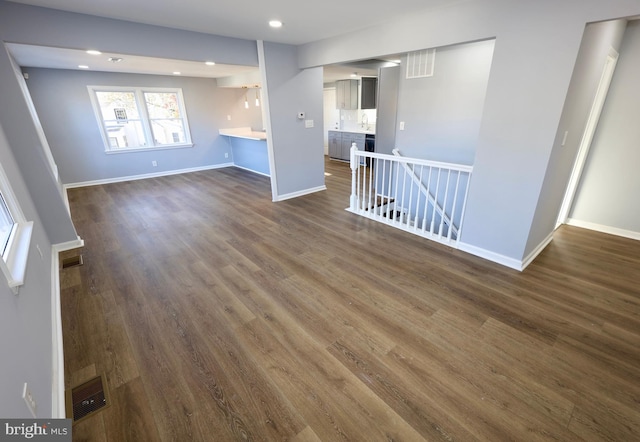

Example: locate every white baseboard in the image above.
[521,231,554,270]
[63,163,234,189]
[566,218,640,241]
[50,237,85,418]
[457,242,524,271]
[274,185,327,202]
[233,165,271,177]
[458,231,554,272]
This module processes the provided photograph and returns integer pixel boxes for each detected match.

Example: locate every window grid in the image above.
[89,86,192,152]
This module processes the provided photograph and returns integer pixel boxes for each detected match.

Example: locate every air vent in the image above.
[66,374,110,423]
[406,49,436,79]
[61,254,83,269]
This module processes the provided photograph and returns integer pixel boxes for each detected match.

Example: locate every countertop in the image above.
[329,129,375,135]
[219,127,267,141]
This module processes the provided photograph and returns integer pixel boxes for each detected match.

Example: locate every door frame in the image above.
[556,46,619,227]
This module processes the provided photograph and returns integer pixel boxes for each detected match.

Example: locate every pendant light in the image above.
[243,86,249,109]
[254,87,260,107]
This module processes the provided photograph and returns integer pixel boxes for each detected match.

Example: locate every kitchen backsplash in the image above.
[340,109,377,132]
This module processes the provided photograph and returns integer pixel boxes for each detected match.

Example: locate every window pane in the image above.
[95,91,141,120]
[150,120,186,145]
[105,120,146,148]
[95,91,148,148]
[144,92,181,119]
[0,193,15,255]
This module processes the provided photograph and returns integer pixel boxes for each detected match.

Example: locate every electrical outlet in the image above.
[224,153,229,158]
[22,383,37,418]
[152,160,157,167]
[227,115,231,121]
[399,121,405,130]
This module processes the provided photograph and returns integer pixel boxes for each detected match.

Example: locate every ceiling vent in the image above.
[406,49,436,79]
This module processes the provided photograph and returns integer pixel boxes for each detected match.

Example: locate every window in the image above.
[0,193,15,255]
[0,158,33,294]
[88,86,192,153]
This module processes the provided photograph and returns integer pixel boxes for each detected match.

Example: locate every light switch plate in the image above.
[305,119,314,128]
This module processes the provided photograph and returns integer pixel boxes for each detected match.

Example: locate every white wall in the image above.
[24,68,257,184]
[569,20,640,236]
[395,40,494,165]
[298,0,640,264]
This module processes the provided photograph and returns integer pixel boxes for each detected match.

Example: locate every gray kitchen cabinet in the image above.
[340,132,365,161]
[361,77,378,109]
[336,80,358,110]
[328,131,341,159]
[329,131,366,161]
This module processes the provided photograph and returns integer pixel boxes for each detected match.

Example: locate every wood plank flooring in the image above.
[60,158,640,441]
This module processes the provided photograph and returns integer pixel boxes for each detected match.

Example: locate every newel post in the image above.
[349,142,358,211]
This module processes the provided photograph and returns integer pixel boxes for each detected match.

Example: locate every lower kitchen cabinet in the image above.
[329,131,366,161]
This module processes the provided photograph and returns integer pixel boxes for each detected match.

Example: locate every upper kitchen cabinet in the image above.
[336,79,358,110]
[360,77,378,109]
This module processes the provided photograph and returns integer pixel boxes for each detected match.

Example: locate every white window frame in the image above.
[88,86,193,154]
[0,160,33,294]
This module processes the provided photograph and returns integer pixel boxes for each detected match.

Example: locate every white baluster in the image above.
[349,143,358,211]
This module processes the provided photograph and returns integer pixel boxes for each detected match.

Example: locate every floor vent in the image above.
[62,255,84,269]
[66,374,110,423]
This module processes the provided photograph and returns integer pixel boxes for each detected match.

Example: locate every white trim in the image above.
[257,40,278,201]
[104,143,194,155]
[458,234,553,271]
[566,218,640,241]
[51,238,85,419]
[233,165,270,177]
[457,241,524,271]
[63,163,233,189]
[87,85,193,153]
[1,221,33,293]
[521,231,554,270]
[557,47,619,227]
[274,185,327,202]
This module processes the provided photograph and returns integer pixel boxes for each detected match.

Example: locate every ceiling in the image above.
[7,44,258,79]
[7,0,452,46]
[6,0,415,82]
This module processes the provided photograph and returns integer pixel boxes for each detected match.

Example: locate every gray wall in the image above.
[298,0,640,262]
[569,20,640,234]
[524,19,627,256]
[395,40,495,165]
[24,68,256,184]
[0,122,59,418]
[0,1,258,67]
[261,42,325,198]
[375,66,401,155]
[0,46,78,245]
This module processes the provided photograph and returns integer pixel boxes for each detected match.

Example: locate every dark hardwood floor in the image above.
[60,158,640,441]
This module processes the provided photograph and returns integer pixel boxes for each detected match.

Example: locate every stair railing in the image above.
[348,143,473,246]
[392,148,459,236]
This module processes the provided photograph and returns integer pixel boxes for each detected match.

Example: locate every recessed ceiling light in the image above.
[108,57,123,63]
[78,65,89,69]
[269,20,283,28]
[350,73,358,78]
[86,50,102,55]
[173,71,181,75]
[205,61,216,66]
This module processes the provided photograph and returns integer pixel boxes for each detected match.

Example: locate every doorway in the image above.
[557,46,619,227]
